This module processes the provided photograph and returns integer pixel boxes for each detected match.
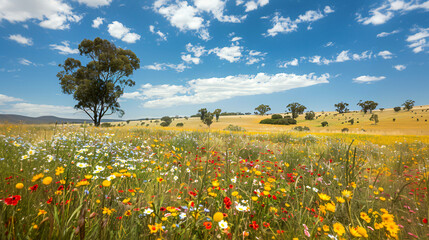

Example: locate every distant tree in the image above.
[202,112,214,128]
[402,100,415,111]
[334,102,349,113]
[57,38,140,126]
[369,114,379,125]
[348,118,354,125]
[198,108,208,120]
[357,100,378,114]
[321,121,328,127]
[255,104,271,115]
[287,102,307,119]
[379,108,385,112]
[160,116,172,126]
[393,106,401,112]
[305,111,315,120]
[213,109,222,122]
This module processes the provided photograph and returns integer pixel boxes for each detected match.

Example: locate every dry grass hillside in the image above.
[120,105,429,136]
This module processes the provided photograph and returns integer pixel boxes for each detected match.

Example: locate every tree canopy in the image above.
[287,102,306,119]
[402,99,415,111]
[254,104,271,115]
[334,102,349,113]
[57,37,140,126]
[357,100,378,114]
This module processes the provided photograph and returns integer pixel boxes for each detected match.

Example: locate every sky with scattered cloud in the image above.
[0,0,428,119]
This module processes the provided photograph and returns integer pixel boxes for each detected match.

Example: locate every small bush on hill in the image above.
[394,107,401,112]
[224,124,246,132]
[293,126,310,131]
[259,118,297,125]
[176,123,184,127]
[271,114,283,119]
[321,121,328,127]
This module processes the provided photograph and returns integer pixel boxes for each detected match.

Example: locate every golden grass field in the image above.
[122,105,429,136]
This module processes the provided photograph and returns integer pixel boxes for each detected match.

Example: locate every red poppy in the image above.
[423,218,428,224]
[29,184,38,192]
[160,207,166,211]
[47,197,53,204]
[4,195,21,206]
[263,222,270,228]
[249,221,259,230]
[224,197,232,209]
[203,222,212,230]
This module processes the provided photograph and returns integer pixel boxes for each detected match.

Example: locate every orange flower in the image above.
[203,222,212,230]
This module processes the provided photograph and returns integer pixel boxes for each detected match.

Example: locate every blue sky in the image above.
[0,0,428,119]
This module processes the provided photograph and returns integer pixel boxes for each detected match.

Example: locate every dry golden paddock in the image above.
[118,105,429,136]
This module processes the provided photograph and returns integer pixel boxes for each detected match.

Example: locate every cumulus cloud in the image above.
[394,64,406,71]
[181,43,207,64]
[209,45,243,63]
[149,25,168,41]
[74,0,112,8]
[406,27,429,53]
[0,0,82,30]
[123,72,330,108]
[324,41,334,47]
[143,63,188,72]
[353,75,386,83]
[265,6,334,37]
[357,0,429,25]
[279,58,299,68]
[92,17,104,28]
[309,50,373,65]
[378,50,394,59]
[8,34,33,46]
[108,21,141,43]
[0,94,23,105]
[243,0,270,12]
[377,29,400,38]
[50,41,79,55]
[153,0,245,41]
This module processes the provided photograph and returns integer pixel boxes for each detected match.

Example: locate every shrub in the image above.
[100,122,112,127]
[305,111,315,120]
[341,128,349,132]
[293,126,310,131]
[160,122,169,127]
[394,107,401,112]
[176,123,184,127]
[321,121,328,127]
[271,114,283,119]
[224,124,246,132]
[259,118,296,125]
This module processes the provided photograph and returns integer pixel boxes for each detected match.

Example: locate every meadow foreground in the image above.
[0,124,428,239]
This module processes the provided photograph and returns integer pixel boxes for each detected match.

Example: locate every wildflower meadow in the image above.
[0,124,428,239]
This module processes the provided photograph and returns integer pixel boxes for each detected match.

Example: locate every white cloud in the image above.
[357,1,429,25]
[1,102,79,117]
[231,36,242,42]
[92,17,104,28]
[279,58,299,68]
[309,50,374,65]
[353,75,386,83]
[19,58,33,66]
[74,0,112,8]
[149,25,168,41]
[0,94,23,105]
[107,21,141,43]
[143,63,188,72]
[180,43,207,64]
[378,50,394,59]
[8,34,33,46]
[153,0,245,40]
[50,41,79,55]
[0,0,82,30]
[406,27,429,53]
[265,6,333,37]
[125,72,329,108]
[209,45,242,63]
[352,51,373,61]
[243,0,269,12]
[324,41,334,47]
[394,64,406,71]
[245,50,266,65]
[377,29,400,38]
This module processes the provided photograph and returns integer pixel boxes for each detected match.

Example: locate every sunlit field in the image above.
[0,124,428,239]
